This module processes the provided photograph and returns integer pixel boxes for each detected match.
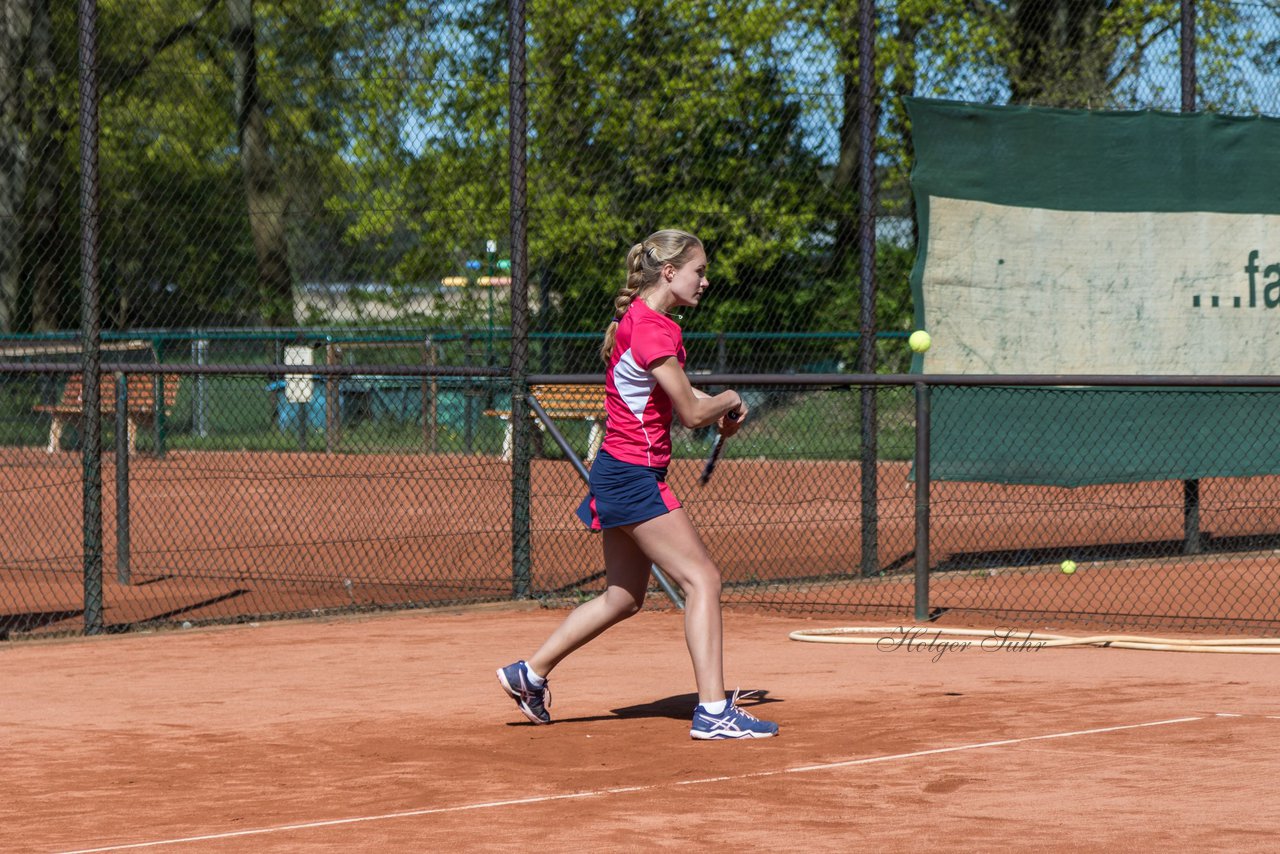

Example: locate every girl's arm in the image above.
[650,357,742,429]
[691,385,746,435]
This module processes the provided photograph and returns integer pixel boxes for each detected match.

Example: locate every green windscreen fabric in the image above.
[931,386,1280,486]
[907,99,1280,486]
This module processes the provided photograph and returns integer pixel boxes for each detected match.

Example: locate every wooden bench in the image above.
[34,373,181,455]
[486,383,606,462]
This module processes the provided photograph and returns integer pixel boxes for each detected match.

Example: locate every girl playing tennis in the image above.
[497,229,779,740]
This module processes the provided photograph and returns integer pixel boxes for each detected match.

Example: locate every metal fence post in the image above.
[115,373,130,585]
[77,0,104,635]
[325,339,340,452]
[913,381,931,623]
[192,338,209,438]
[423,337,438,452]
[1181,0,1202,555]
[153,338,167,457]
[856,0,879,577]
[463,331,475,453]
[1181,0,1197,113]
[509,0,532,599]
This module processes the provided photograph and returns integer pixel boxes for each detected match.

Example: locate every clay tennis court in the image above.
[5,605,1278,852]
[5,444,1279,850]
[3,449,1278,636]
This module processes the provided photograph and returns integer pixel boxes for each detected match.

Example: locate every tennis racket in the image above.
[698,409,739,486]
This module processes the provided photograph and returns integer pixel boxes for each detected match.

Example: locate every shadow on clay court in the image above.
[0,609,82,640]
[0,590,252,639]
[507,689,780,726]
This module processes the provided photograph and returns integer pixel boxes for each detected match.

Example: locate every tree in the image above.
[1,0,37,332]
[378,1,830,344]
[228,0,293,326]
[815,0,865,281]
[0,0,1264,340]
[1007,0,1169,105]
[24,0,77,332]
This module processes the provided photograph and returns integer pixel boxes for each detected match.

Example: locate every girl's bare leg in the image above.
[624,508,724,704]
[526,528,651,677]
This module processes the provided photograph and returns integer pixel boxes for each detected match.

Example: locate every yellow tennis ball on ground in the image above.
[1061,560,1077,575]
[909,330,931,353]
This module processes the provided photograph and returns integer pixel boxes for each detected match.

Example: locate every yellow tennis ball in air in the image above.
[909,330,932,353]
[1061,560,1077,575]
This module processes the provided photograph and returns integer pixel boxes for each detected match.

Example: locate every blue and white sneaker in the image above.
[690,690,779,740]
[496,660,551,724]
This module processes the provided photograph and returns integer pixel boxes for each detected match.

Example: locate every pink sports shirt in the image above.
[600,300,687,467]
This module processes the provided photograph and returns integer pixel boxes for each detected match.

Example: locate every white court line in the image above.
[786,716,1204,773]
[57,716,1205,854]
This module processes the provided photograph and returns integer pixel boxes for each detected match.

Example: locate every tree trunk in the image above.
[889,13,920,247]
[26,0,69,332]
[828,0,878,279]
[1010,0,1110,105]
[830,46,858,278]
[0,0,35,333]
[228,0,293,326]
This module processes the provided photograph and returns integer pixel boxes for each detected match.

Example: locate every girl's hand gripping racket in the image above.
[698,410,739,486]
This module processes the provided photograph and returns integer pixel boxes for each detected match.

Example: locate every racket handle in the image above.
[698,406,740,487]
[698,434,724,486]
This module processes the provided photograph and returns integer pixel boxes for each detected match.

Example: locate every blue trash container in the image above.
[266,378,327,432]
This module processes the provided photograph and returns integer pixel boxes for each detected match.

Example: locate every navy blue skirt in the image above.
[575,449,681,531]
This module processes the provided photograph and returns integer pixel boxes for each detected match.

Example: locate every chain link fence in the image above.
[3,0,1280,638]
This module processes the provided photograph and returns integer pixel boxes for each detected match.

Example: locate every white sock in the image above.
[699,699,727,714]
[523,663,546,687]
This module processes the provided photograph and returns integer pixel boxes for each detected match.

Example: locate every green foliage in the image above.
[0,0,1265,344]
[95,1,249,327]
[376,0,844,339]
